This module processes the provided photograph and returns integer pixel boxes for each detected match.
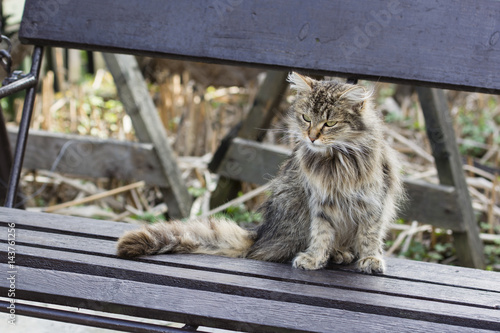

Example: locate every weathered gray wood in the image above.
[1,206,499,292]
[103,53,192,218]
[4,263,495,333]
[417,87,485,269]
[401,179,463,231]
[4,249,500,331]
[7,127,168,187]
[216,138,290,185]
[210,70,289,208]
[19,0,500,94]
[214,138,464,230]
[238,71,290,141]
[1,211,498,330]
[0,206,135,239]
[4,227,500,308]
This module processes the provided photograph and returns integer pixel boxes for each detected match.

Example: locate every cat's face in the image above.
[288,73,371,153]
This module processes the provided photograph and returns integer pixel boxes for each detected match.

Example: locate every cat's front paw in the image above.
[292,252,327,270]
[356,256,386,274]
[332,249,355,265]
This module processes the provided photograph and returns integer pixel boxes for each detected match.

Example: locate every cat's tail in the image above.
[116,217,256,259]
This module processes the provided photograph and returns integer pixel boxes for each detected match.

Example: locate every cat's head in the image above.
[287,72,374,153]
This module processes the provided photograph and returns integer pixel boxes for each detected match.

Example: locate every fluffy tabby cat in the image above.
[117,72,404,274]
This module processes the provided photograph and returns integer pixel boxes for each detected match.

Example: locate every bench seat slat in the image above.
[1,263,497,333]
[2,226,499,308]
[5,241,500,323]
[0,207,498,292]
[19,0,500,94]
[2,227,500,330]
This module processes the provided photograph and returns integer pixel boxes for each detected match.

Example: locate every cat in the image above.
[116,72,404,274]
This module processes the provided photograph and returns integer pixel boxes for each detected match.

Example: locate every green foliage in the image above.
[401,239,456,263]
[401,240,427,261]
[133,212,166,224]
[484,240,500,271]
[456,105,497,157]
[384,111,405,124]
[188,187,207,198]
[224,202,262,225]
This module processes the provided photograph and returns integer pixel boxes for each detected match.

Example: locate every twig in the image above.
[488,176,499,234]
[386,230,409,256]
[37,170,123,210]
[408,169,437,181]
[44,181,145,213]
[201,183,271,218]
[463,164,497,181]
[386,130,434,163]
[399,221,419,257]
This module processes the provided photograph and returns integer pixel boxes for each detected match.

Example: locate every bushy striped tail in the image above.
[116,217,256,259]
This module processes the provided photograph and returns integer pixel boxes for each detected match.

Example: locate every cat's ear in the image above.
[339,85,373,104]
[287,72,314,93]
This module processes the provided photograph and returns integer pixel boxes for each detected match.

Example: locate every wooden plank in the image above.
[401,179,463,231]
[209,70,289,207]
[216,138,290,185]
[7,128,169,187]
[5,264,492,332]
[19,0,500,94]
[214,138,464,230]
[417,87,485,269]
[0,207,498,291]
[2,237,500,331]
[103,53,192,218]
[3,228,500,310]
[0,206,135,239]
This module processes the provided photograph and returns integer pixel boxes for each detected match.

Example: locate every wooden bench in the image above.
[1,0,499,331]
[1,207,499,332]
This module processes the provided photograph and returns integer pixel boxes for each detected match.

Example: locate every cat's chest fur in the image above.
[297,149,382,242]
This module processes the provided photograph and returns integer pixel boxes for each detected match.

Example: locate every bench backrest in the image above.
[20,0,500,94]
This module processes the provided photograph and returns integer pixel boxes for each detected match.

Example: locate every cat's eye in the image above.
[325,121,337,127]
[302,114,311,122]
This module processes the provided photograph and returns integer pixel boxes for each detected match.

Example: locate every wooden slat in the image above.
[0,206,135,239]
[417,87,485,268]
[7,128,168,187]
[214,138,464,230]
[4,263,493,332]
[401,179,463,231]
[0,207,498,292]
[19,0,500,94]
[0,207,500,292]
[103,53,192,218]
[209,70,289,208]
[216,138,290,186]
[3,228,499,310]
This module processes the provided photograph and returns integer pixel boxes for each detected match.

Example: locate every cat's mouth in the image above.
[304,138,329,153]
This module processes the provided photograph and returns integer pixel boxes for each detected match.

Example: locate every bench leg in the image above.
[416,87,485,269]
[103,53,192,218]
[3,46,44,208]
[209,70,288,208]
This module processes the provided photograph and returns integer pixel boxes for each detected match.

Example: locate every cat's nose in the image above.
[309,136,317,143]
